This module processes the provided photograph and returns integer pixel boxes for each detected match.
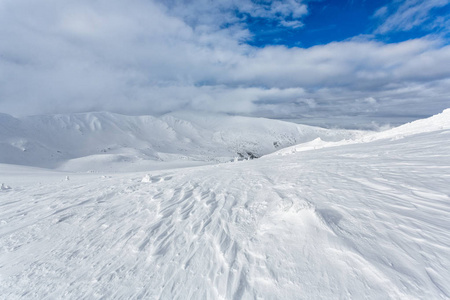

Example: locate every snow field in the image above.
[1,110,450,299]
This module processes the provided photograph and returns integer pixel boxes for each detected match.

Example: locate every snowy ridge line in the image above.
[272,108,450,156]
[362,108,450,141]
[0,111,362,171]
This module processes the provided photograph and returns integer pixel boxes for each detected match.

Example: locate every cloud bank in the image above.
[0,0,449,127]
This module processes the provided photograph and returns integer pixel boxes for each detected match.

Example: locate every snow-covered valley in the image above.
[0,111,362,172]
[1,110,450,299]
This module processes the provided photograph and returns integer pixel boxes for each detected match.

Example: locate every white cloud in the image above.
[0,0,449,126]
[373,6,388,19]
[279,20,304,28]
[158,0,307,31]
[375,0,450,34]
[224,38,450,90]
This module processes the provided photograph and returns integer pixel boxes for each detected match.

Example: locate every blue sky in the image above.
[247,0,450,47]
[249,0,390,47]
[0,0,449,128]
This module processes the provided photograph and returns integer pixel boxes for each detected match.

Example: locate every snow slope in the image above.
[273,108,450,156]
[0,110,449,299]
[0,111,362,172]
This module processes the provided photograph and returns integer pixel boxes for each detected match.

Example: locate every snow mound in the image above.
[141,174,151,182]
[0,183,11,190]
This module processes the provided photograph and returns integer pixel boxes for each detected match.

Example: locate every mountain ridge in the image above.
[0,111,363,171]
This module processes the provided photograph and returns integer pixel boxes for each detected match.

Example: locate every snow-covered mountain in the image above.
[1,110,449,299]
[0,111,362,171]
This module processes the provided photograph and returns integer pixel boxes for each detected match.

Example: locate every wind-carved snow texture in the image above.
[0,109,450,299]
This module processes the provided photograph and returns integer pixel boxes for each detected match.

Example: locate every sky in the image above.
[0,0,449,128]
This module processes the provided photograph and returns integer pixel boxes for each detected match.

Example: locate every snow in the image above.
[273,108,450,156]
[0,183,11,190]
[0,111,363,171]
[0,110,450,299]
